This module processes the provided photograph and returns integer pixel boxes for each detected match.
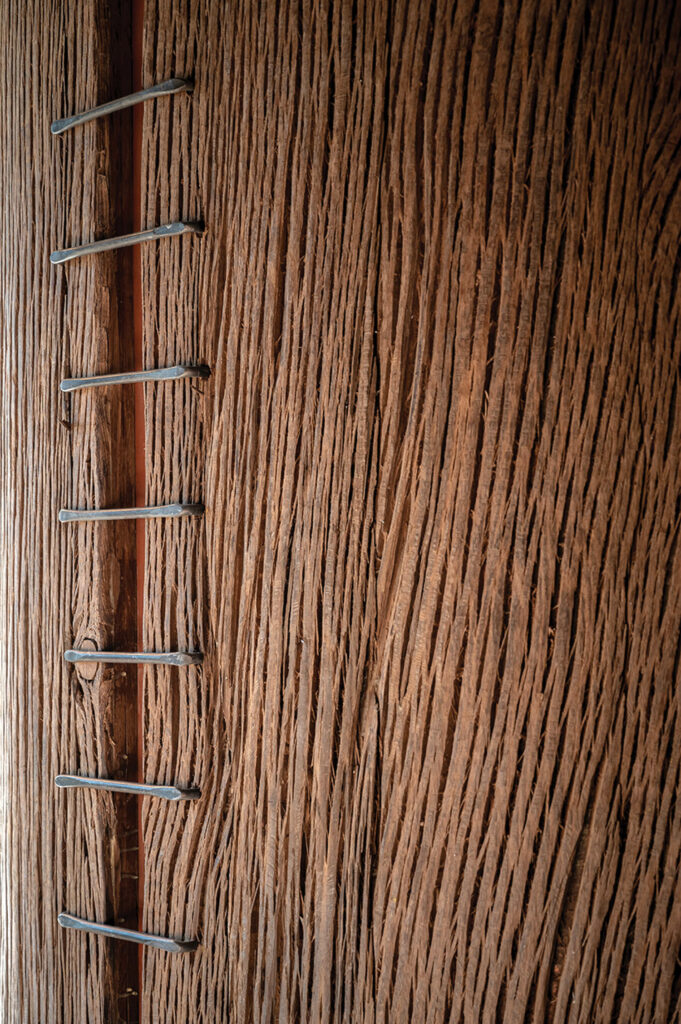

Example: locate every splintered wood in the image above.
[1,1,680,1022]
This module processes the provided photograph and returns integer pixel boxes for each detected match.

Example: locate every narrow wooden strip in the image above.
[0,0,142,1016]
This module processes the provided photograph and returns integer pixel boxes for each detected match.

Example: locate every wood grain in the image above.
[0,2,139,1021]
[137,0,681,1021]
[1,0,680,1022]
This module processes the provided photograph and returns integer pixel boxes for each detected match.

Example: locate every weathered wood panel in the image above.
[0,2,140,1022]
[1,0,680,1022]
[138,0,681,1022]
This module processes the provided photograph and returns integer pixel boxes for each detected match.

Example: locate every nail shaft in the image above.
[58,503,204,523]
[50,221,203,265]
[51,77,193,135]
[64,649,203,666]
[60,364,210,392]
[58,913,198,953]
[56,775,200,801]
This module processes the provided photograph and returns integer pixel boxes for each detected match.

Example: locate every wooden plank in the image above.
[138,0,681,1021]
[0,2,139,1021]
[1,0,680,1021]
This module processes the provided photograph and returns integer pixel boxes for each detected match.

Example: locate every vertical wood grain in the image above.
[138,0,681,1021]
[1,0,680,1022]
[0,2,139,1021]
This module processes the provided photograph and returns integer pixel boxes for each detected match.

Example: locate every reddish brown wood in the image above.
[0,1,140,1021]
[1,1,681,1022]
[137,1,681,1020]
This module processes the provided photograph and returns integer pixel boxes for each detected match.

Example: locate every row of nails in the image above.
[55,77,201,952]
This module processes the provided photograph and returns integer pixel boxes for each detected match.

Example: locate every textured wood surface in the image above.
[1,0,681,1022]
[0,2,140,1022]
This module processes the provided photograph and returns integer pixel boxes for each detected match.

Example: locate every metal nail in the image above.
[58,503,204,523]
[60,364,211,392]
[64,649,203,666]
[58,913,199,953]
[50,221,203,265]
[55,775,200,801]
[51,77,194,135]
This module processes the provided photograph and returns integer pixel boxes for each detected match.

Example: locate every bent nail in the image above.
[51,78,193,135]
[58,913,198,953]
[56,775,200,801]
[64,649,203,666]
[60,364,211,392]
[51,221,203,264]
[58,503,204,523]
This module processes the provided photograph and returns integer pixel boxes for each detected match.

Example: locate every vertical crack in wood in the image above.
[63,2,140,1021]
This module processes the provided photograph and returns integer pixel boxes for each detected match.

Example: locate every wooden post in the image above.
[1,1,680,1022]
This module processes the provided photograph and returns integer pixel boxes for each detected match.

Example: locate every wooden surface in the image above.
[0,3,140,1022]
[1,0,680,1022]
